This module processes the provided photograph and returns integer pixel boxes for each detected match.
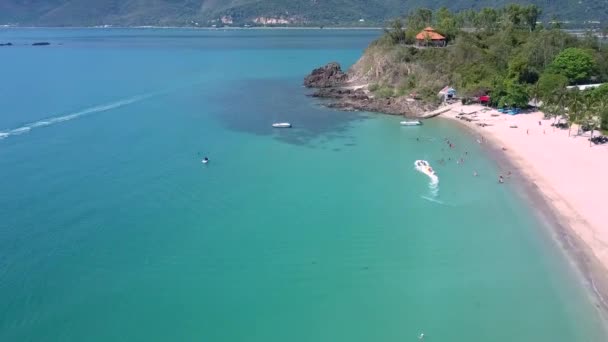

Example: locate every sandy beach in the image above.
[440,103,608,308]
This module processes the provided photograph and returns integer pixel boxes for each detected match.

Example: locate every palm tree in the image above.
[548,88,567,130]
[567,89,582,137]
[583,93,598,144]
[591,96,608,146]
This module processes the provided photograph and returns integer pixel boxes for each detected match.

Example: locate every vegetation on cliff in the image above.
[352,5,608,110]
[347,4,608,132]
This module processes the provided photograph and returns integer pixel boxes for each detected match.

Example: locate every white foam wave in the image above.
[0,93,154,141]
[421,195,445,205]
[414,160,440,198]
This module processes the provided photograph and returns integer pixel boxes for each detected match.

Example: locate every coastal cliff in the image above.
[303,54,438,117]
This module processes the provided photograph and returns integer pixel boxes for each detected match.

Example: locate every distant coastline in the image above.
[0,25,383,30]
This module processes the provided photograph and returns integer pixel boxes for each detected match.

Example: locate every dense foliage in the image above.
[367,4,608,113]
[1,0,608,27]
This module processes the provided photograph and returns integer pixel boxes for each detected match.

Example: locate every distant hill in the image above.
[0,0,606,27]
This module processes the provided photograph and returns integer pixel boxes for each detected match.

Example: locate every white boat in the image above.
[400,120,422,126]
[414,160,437,179]
[272,122,292,128]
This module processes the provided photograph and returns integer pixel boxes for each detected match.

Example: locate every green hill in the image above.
[0,0,606,27]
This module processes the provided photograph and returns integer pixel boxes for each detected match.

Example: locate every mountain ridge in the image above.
[0,0,606,27]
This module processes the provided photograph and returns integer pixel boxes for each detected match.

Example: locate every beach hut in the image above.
[415,27,446,47]
[438,86,456,101]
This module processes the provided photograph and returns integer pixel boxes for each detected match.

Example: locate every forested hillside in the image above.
[0,0,606,27]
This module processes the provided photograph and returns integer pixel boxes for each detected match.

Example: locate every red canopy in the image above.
[479,95,490,102]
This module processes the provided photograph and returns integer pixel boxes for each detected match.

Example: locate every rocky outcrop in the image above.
[304,62,434,117]
[303,62,348,88]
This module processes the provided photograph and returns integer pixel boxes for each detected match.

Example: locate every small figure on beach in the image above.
[499,175,504,183]
[526,129,529,135]
[507,171,512,177]
[539,121,542,126]
[502,147,507,151]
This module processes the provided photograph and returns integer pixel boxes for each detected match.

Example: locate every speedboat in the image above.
[400,120,421,126]
[272,122,292,128]
[415,160,436,177]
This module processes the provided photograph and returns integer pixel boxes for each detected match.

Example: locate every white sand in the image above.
[441,103,608,276]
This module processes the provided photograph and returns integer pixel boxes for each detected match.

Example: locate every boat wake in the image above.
[0,93,156,140]
[415,159,440,198]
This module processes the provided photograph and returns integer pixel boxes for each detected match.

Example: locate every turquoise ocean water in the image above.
[0,29,606,341]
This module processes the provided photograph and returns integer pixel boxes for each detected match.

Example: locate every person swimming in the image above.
[499,175,504,183]
[202,157,209,164]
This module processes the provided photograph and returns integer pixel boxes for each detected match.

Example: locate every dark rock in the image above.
[304,62,435,117]
[32,42,50,46]
[303,62,348,88]
[0,42,12,46]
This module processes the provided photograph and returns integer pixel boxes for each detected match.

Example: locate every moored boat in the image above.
[272,122,292,128]
[400,120,422,126]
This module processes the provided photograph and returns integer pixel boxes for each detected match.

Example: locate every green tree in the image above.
[550,48,596,84]
[582,91,598,143]
[498,78,529,108]
[536,72,568,101]
[567,89,583,136]
[522,5,541,32]
[406,8,433,31]
[476,8,498,31]
[386,19,405,44]
[435,7,458,41]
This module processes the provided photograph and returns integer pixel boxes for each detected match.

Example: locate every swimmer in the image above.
[418,332,425,340]
[473,171,478,177]
[499,175,504,184]
[202,157,209,164]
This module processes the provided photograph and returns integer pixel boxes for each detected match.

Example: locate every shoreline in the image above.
[440,104,608,316]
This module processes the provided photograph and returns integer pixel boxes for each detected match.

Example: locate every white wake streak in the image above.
[0,93,155,140]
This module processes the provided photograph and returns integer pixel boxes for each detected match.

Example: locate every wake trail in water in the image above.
[414,160,440,202]
[0,93,156,140]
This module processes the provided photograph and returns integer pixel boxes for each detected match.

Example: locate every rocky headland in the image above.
[303,61,436,117]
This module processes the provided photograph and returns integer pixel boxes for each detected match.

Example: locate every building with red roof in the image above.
[415,27,446,47]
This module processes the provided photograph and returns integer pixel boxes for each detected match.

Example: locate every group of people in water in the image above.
[428,136,510,184]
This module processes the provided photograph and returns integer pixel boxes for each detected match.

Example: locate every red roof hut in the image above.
[415,27,446,47]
